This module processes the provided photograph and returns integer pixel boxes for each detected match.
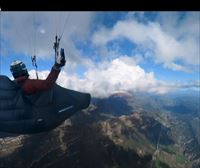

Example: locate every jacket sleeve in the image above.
[23,67,60,95]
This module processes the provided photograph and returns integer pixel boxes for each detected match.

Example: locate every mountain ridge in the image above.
[0,90,199,168]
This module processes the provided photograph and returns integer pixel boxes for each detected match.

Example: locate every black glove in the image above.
[53,48,66,70]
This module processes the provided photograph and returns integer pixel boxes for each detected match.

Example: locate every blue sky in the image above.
[0,12,199,97]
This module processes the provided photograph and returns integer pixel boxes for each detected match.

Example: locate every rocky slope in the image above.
[0,91,199,168]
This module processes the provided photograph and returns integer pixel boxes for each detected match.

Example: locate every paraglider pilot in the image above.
[10,48,66,95]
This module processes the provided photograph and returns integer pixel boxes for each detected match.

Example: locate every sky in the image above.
[0,12,199,98]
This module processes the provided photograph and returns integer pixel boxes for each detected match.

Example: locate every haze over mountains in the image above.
[0,89,199,168]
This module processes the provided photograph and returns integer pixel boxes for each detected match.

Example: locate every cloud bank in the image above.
[92,12,199,72]
[3,12,199,98]
[29,56,199,98]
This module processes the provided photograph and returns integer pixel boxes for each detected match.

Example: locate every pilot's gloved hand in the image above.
[53,48,66,70]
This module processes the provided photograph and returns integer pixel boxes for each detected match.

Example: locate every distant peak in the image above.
[111,91,132,98]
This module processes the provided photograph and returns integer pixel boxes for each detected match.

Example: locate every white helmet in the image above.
[10,60,29,79]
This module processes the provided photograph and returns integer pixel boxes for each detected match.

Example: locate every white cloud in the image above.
[92,12,199,72]
[2,12,198,73]
[3,12,199,98]
[29,56,177,98]
[1,12,94,62]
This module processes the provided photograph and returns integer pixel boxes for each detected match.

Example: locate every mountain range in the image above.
[0,89,199,168]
